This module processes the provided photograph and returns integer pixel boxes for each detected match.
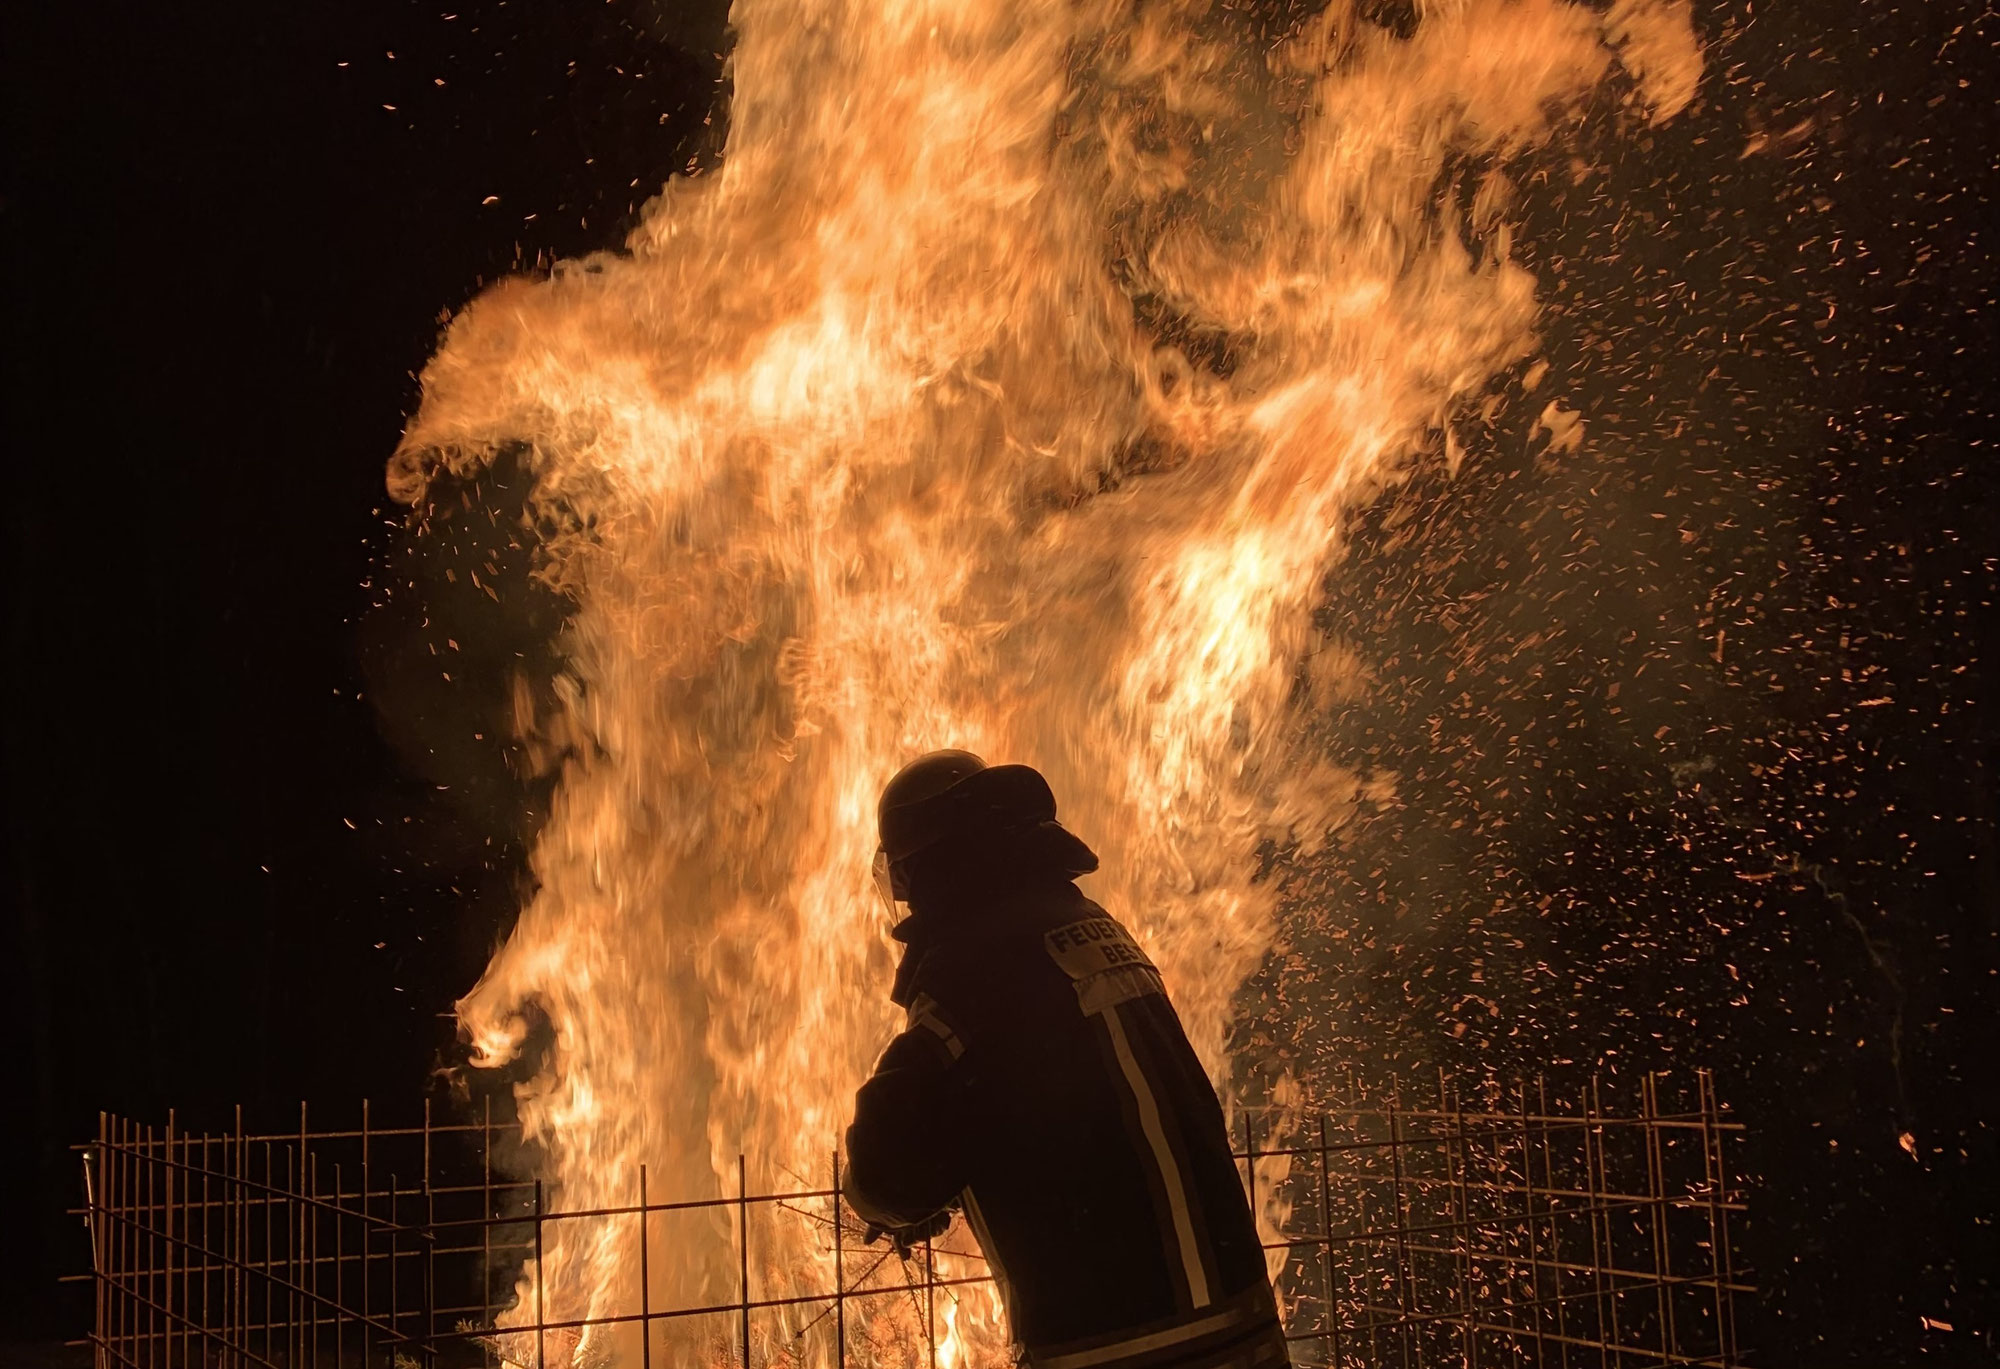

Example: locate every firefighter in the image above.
[843,750,1290,1369]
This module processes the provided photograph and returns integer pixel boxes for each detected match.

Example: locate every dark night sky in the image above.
[4,1,1995,1363]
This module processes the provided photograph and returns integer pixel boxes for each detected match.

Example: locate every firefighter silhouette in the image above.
[844,751,1290,1369]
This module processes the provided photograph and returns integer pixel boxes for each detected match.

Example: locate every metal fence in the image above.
[72,1071,1747,1368]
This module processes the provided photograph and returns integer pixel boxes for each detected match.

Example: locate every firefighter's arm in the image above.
[842,998,971,1237]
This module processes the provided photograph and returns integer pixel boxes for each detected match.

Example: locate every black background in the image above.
[5,1,1995,1364]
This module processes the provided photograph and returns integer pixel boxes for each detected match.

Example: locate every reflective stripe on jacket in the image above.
[844,882,1283,1365]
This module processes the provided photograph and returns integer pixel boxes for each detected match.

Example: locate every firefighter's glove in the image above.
[861,1209,953,1259]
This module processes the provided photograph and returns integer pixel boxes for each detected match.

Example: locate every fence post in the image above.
[165,1110,177,1369]
[631,1163,646,1369]
[192,1120,206,1369]
[482,1093,494,1364]
[1699,1069,1741,1365]
[233,1105,244,1361]
[264,1137,277,1366]
[112,1116,123,1369]
[310,1149,322,1369]
[1517,1084,1555,1369]
[91,1113,106,1369]
[1317,1113,1338,1369]
[739,1154,752,1369]
[1393,1087,1418,1369]
[424,1096,437,1366]
[1445,1079,1475,1367]
[299,1101,310,1367]
[534,1179,547,1369]
[1584,1079,1624,1366]
[335,1160,346,1369]
[362,1099,373,1369]
[1641,1075,1678,1360]
[832,1151,845,1369]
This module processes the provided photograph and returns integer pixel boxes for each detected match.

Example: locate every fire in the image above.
[389,1,1700,1364]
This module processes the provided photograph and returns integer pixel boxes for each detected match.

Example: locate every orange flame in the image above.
[390,2,1699,1363]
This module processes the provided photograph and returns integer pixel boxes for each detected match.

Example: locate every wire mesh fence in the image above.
[71,1070,1746,1368]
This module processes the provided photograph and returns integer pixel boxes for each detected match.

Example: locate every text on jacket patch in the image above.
[1044,917,1156,977]
[1043,917,1167,1015]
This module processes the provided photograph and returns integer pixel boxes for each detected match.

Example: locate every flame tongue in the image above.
[395,1,1700,1363]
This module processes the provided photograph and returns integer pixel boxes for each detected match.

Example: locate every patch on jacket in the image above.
[905,991,966,1059]
[1044,916,1165,1015]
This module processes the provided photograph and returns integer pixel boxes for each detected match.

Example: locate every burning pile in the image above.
[388,1,1700,1363]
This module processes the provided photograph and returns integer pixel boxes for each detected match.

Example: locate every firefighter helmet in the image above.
[876,750,1060,865]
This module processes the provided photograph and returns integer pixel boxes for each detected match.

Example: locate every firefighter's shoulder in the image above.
[1040,902,1168,1016]
[901,913,1083,1028]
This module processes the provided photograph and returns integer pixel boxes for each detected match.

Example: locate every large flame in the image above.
[390,1,1699,1363]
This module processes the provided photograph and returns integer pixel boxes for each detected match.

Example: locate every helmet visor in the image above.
[870,845,901,917]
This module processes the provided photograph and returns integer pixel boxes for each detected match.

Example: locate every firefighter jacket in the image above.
[844,881,1288,1369]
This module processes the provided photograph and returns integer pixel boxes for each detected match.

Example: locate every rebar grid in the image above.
[71,1072,1747,1368]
